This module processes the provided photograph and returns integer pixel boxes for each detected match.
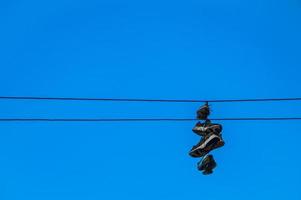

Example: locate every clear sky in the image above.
[0,0,301,199]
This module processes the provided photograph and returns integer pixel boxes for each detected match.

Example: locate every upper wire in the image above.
[0,96,301,103]
[0,117,300,122]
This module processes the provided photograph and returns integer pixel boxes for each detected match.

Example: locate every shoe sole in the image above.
[189,135,218,157]
[189,138,225,158]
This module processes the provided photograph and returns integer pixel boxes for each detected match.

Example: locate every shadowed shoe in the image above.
[196,103,210,120]
[197,154,217,175]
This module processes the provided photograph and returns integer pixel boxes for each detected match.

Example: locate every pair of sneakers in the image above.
[189,103,225,175]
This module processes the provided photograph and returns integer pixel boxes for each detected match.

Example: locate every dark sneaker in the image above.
[192,121,223,137]
[196,103,210,120]
[189,133,225,158]
[197,154,217,175]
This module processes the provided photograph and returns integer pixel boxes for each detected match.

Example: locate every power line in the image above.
[0,117,301,122]
[0,96,301,103]
[207,98,301,103]
[0,118,196,122]
[212,117,301,121]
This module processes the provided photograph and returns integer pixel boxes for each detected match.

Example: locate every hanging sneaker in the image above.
[196,103,210,120]
[189,132,225,158]
[192,121,223,137]
[197,154,217,175]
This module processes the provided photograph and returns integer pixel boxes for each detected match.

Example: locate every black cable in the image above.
[209,98,301,103]
[211,117,301,121]
[0,96,301,103]
[0,117,301,122]
[0,118,196,122]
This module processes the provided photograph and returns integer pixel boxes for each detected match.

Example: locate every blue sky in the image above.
[0,0,301,199]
